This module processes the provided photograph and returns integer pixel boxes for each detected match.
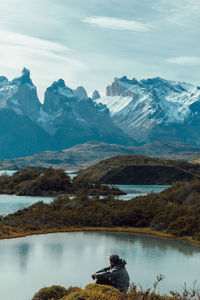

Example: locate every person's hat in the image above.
[109,254,120,263]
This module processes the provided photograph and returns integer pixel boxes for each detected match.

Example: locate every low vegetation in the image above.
[32,278,200,300]
[1,180,200,243]
[0,167,123,196]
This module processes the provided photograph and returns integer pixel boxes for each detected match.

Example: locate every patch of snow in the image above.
[13,107,23,115]
[9,98,20,106]
[95,96,132,116]
[58,87,74,97]
[76,117,86,122]
[117,79,134,89]
[37,107,50,124]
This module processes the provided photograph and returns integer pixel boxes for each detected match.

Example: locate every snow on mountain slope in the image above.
[0,68,40,117]
[95,95,132,116]
[97,77,200,123]
[95,76,200,145]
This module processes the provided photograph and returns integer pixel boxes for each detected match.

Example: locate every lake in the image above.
[110,184,170,200]
[0,231,199,300]
[0,195,54,216]
[0,168,169,215]
[0,185,169,215]
[0,170,17,176]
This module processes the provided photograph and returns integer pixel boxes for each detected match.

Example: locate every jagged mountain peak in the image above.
[11,67,34,86]
[46,79,76,101]
[73,86,88,99]
[117,76,138,85]
[92,90,101,100]
[47,79,72,93]
[0,76,8,88]
[97,75,200,145]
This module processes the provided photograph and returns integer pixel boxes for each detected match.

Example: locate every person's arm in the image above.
[91,266,111,280]
[94,267,118,281]
[96,266,111,274]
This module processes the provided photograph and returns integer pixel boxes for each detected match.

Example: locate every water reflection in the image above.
[90,231,200,256]
[0,231,199,300]
[14,243,32,272]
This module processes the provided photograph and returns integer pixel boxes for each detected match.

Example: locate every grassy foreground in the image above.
[32,282,200,300]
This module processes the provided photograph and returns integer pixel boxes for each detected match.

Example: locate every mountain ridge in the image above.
[96,76,200,145]
[0,69,135,159]
[0,140,200,170]
[1,69,200,159]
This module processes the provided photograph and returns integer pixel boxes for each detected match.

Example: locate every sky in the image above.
[0,0,200,102]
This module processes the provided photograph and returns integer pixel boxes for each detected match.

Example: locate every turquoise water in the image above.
[65,170,78,179]
[0,195,54,216]
[0,170,17,176]
[0,185,169,215]
[110,184,170,200]
[0,231,199,300]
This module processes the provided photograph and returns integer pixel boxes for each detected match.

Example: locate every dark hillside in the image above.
[76,155,200,184]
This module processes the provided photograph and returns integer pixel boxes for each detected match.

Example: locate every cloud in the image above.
[83,16,151,32]
[154,0,200,25]
[0,29,88,101]
[0,29,72,55]
[167,56,200,66]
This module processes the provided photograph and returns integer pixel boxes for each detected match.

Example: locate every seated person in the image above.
[91,254,130,292]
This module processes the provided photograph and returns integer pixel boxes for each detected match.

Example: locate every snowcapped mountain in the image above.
[40,77,134,149]
[95,76,200,145]
[0,68,41,119]
[0,69,134,159]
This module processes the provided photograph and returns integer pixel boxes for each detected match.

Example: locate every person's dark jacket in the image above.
[94,259,130,292]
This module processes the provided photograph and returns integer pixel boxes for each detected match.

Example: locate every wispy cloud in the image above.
[167,56,200,65]
[0,29,88,100]
[0,29,72,55]
[83,16,151,32]
[154,0,200,25]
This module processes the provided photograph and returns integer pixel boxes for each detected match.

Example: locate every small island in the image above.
[0,167,123,197]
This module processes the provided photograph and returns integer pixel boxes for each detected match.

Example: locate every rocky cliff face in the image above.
[0,69,134,159]
[96,76,200,145]
[41,78,134,148]
[92,90,101,100]
[0,67,41,120]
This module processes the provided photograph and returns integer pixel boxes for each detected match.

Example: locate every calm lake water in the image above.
[0,170,17,176]
[0,231,199,300]
[0,185,168,215]
[0,195,54,216]
[110,184,170,200]
[0,168,169,215]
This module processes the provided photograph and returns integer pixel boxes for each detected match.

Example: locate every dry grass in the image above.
[1,226,200,246]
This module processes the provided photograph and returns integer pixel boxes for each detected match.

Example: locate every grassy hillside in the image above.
[76,155,200,184]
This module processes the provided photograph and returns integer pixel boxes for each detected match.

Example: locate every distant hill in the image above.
[0,141,200,170]
[0,141,200,171]
[76,155,200,185]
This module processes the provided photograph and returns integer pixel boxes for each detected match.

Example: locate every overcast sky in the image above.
[0,0,199,101]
